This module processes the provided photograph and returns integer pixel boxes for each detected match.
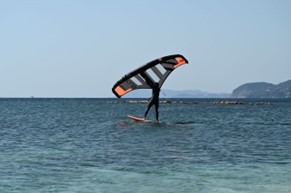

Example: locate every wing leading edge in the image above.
[112,54,188,98]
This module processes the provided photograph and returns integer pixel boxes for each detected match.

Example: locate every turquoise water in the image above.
[0,98,290,193]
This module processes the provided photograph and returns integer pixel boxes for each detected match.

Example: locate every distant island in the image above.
[124,79,291,99]
[232,80,291,98]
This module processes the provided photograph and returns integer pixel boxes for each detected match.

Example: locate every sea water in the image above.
[0,98,290,193]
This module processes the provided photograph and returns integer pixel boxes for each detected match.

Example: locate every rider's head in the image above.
[154,82,159,88]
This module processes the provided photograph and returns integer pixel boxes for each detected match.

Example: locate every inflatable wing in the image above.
[112,54,188,98]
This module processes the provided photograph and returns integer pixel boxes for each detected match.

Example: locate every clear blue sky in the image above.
[1,0,291,97]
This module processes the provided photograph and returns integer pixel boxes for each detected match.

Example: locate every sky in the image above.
[1,0,291,97]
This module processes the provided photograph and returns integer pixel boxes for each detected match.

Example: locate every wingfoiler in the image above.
[112,54,188,98]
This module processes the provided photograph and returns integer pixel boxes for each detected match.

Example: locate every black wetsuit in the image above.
[144,83,160,121]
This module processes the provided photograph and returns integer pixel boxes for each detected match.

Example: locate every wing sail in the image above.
[112,54,188,98]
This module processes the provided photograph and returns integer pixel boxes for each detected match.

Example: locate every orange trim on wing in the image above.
[115,86,132,97]
[173,57,187,68]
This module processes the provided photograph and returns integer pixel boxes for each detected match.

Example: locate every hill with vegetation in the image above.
[232,80,291,98]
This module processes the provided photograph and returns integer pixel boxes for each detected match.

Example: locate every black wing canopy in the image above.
[112,54,188,98]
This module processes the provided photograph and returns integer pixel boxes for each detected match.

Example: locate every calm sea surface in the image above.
[0,98,290,193]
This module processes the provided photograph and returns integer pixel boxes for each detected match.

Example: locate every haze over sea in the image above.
[1,98,290,193]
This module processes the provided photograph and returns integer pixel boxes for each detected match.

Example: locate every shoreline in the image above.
[114,99,272,105]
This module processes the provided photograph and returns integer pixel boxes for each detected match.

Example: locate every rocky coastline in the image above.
[113,99,272,105]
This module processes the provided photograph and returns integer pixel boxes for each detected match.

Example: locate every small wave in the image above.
[174,121,196,125]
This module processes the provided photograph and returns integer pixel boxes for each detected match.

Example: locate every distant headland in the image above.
[125,79,291,99]
[232,79,291,98]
